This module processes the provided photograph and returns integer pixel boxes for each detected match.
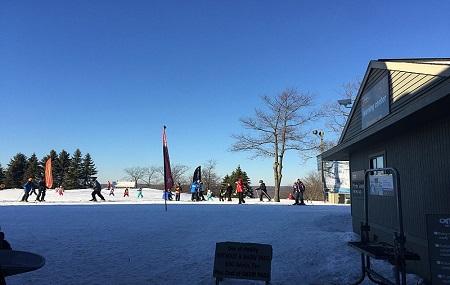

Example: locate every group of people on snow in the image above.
[20,177,52,202]
[18,176,307,205]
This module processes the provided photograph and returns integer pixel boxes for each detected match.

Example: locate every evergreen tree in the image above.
[0,163,5,187]
[63,149,83,189]
[24,153,40,181]
[81,153,97,188]
[4,153,28,188]
[39,150,58,185]
[55,150,71,187]
[221,166,254,198]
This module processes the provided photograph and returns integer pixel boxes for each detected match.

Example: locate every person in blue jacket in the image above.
[21,178,34,202]
[190,181,199,202]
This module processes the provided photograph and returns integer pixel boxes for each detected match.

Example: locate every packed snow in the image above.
[0,188,421,284]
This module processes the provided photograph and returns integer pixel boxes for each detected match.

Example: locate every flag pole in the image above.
[163,126,168,212]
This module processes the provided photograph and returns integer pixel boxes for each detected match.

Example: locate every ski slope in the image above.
[0,188,421,284]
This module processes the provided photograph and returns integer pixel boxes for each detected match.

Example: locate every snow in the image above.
[0,188,422,284]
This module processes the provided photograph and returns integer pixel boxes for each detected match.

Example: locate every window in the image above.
[370,155,384,169]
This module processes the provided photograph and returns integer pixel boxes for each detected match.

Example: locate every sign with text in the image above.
[369,174,394,196]
[361,75,390,129]
[427,214,450,285]
[351,170,365,197]
[213,242,272,282]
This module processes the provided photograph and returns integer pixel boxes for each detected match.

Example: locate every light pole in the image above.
[313,130,326,202]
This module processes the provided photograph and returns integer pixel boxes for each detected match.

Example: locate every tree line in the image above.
[0,149,97,190]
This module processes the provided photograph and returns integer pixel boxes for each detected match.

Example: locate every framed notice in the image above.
[368,174,394,196]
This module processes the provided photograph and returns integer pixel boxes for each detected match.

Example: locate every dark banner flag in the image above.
[162,126,174,191]
[193,166,201,182]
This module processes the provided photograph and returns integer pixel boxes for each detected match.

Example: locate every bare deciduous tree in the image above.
[157,164,190,186]
[302,171,324,201]
[201,160,221,191]
[140,166,160,187]
[323,80,360,140]
[124,167,146,188]
[231,89,320,202]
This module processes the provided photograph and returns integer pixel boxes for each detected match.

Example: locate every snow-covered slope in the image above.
[0,189,421,284]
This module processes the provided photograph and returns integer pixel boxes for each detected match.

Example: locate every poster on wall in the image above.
[369,174,394,196]
[323,161,350,194]
[361,75,390,129]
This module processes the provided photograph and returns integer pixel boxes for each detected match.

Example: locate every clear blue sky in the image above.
[1,0,449,185]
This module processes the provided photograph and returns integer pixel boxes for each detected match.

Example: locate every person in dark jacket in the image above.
[36,179,47,202]
[89,178,105,202]
[21,178,34,202]
[293,179,306,205]
[198,181,206,201]
[225,183,233,201]
[175,183,182,201]
[256,180,271,202]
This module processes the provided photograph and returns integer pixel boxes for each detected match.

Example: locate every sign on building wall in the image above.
[368,174,394,196]
[426,214,450,285]
[351,170,365,197]
[323,161,350,194]
[361,75,390,129]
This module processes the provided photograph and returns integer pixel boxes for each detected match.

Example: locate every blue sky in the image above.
[1,0,449,185]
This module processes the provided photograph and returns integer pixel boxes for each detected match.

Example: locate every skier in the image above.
[198,181,206,201]
[21,178,33,202]
[293,179,306,205]
[58,185,64,196]
[89,178,105,202]
[175,183,182,201]
[137,187,143,198]
[225,183,233,201]
[236,178,245,204]
[36,178,47,202]
[190,180,199,202]
[123,187,129,197]
[109,187,115,196]
[256,180,271,202]
[206,189,213,201]
[219,188,226,202]
[107,181,111,190]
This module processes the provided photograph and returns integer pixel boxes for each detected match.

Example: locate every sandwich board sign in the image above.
[213,242,272,284]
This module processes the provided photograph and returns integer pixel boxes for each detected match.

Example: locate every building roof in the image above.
[322,58,450,161]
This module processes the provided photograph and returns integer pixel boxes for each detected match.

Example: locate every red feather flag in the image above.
[45,158,53,188]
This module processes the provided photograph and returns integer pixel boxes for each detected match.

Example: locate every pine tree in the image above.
[221,166,254,198]
[24,153,40,182]
[0,163,5,187]
[40,150,58,185]
[81,153,97,188]
[4,153,28,188]
[63,149,83,189]
[55,150,71,188]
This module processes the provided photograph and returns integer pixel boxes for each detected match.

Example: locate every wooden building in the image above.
[322,58,450,281]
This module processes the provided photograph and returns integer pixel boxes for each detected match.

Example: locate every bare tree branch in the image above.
[231,88,319,201]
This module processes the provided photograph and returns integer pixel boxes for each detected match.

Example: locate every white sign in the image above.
[369,174,394,196]
[323,161,350,194]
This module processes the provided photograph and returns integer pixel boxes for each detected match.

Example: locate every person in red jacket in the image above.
[235,178,245,204]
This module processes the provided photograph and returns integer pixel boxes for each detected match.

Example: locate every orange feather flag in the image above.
[45,159,53,188]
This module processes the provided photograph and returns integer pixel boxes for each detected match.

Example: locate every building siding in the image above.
[350,111,450,280]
